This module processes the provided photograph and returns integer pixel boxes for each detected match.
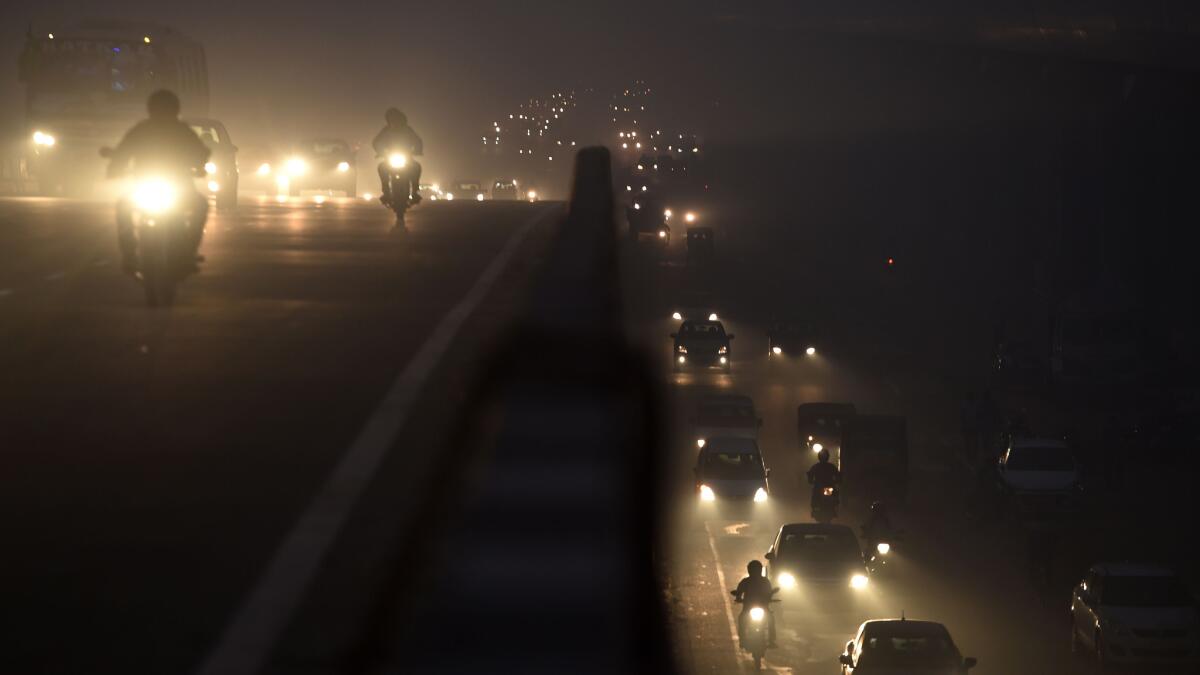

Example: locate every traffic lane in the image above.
[0,198,556,674]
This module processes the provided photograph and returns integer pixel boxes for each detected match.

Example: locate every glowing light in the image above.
[696,438,706,448]
[527,190,537,200]
[812,443,824,453]
[806,346,816,356]
[708,313,718,321]
[850,574,869,590]
[336,161,350,172]
[677,355,686,364]
[749,607,765,622]
[476,194,484,201]
[754,487,768,503]
[204,162,217,175]
[671,312,682,320]
[699,484,715,502]
[445,193,455,200]
[143,36,151,43]
[778,572,796,588]
[47,33,54,39]
[621,143,628,149]
[388,153,407,169]
[275,176,290,191]
[719,356,727,365]
[876,542,891,555]
[772,347,782,355]
[657,230,666,238]
[664,209,672,219]
[684,212,697,223]
[256,163,271,176]
[275,195,288,204]
[285,157,307,176]
[32,131,56,147]
[207,180,220,192]
[362,193,373,201]
[131,179,177,214]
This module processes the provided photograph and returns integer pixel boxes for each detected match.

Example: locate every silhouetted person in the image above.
[107,90,209,274]
[731,560,777,648]
[372,108,423,207]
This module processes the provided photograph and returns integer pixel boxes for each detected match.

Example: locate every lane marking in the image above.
[196,207,556,675]
[704,520,742,647]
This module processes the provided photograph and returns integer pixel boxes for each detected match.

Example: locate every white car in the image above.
[839,619,976,674]
[692,394,759,448]
[693,437,769,504]
[1071,563,1200,668]
[996,438,1081,513]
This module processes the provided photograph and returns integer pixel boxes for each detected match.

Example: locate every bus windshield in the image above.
[26,41,159,95]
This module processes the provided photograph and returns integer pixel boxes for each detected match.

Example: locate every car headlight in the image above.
[749,607,765,622]
[850,574,869,590]
[699,484,715,502]
[388,153,407,169]
[445,192,455,200]
[806,346,817,356]
[257,163,272,176]
[204,161,217,175]
[476,193,485,202]
[754,487,768,503]
[527,189,538,200]
[207,180,220,192]
[772,346,782,355]
[876,542,891,555]
[32,130,56,147]
[672,312,683,320]
[812,443,823,453]
[696,438,705,448]
[285,157,307,176]
[718,346,727,354]
[336,161,350,172]
[131,179,177,214]
[777,572,796,589]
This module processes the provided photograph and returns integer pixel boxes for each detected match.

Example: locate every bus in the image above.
[17,21,209,195]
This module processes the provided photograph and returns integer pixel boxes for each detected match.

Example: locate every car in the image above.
[1071,563,1200,668]
[764,523,870,608]
[839,619,977,673]
[693,437,770,505]
[841,414,908,504]
[995,438,1081,516]
[692,394,760,447]
[186,118,237,210]
[490,179,520,200]
[279,138,357,197]
[627,193,670,245]
[768,320,822,359]
[671,319,733,372]
[418,183,443,201]
[685,226,714,265]
[445,180,485,202]
[797,402,857,460]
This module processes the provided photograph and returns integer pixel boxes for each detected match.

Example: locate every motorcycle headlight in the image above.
[699,484,715,502]
[719,356,727,364]
[285,157,307,176]
[131,179,177,214]
[777,572,796,589]
[657,230,667,238]
[678,355,686,364]
[876,542,891,555]
[749,607,765,622]
[772,346,782,355]
[32,130,56,147]
[850,574,869,590]
[337,161,351,172]
[754,487,768,503]
[204,161,217,175]
[388,153,407,169]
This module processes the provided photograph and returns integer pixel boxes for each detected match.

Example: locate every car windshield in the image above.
[680,322,725,338]
[702,452,763,479]
[1006,447,1075,471]
[860,631,960,667]
[1102,576,1192,607]
[697,403,754,422]
[778,531,860,561]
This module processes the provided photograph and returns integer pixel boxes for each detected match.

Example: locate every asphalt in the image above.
[0,195,559,674]
[621,217,1136,674]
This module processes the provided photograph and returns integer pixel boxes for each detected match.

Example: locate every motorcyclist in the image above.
[106,90,210,275]
[806,447,841,507]
[372,108,423,207]
[731,560,777,648]
[861,501,894,552]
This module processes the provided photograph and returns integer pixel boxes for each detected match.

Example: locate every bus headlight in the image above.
[131,179,177,214]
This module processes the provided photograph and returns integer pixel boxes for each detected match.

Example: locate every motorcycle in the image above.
[732,589,780,671]
[379,151,417,230]
[101,148,203,307]
[863,532,899,578]
[811,484,839,523]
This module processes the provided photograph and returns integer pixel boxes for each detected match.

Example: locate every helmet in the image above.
[147,90,181,120]
[817,448,830,463]
[747,560,763,576]
[385,107,407,126]
[870,501,887,516]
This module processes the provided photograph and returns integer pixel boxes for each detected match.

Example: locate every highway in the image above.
[622,213,1119,674]
[0,195,559,674]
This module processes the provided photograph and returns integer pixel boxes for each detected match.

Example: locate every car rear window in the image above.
[778,531,859,561]
[1102,575,1192,607]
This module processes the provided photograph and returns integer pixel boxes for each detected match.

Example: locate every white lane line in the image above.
[704,520,742,647]
[195,207,555,675]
